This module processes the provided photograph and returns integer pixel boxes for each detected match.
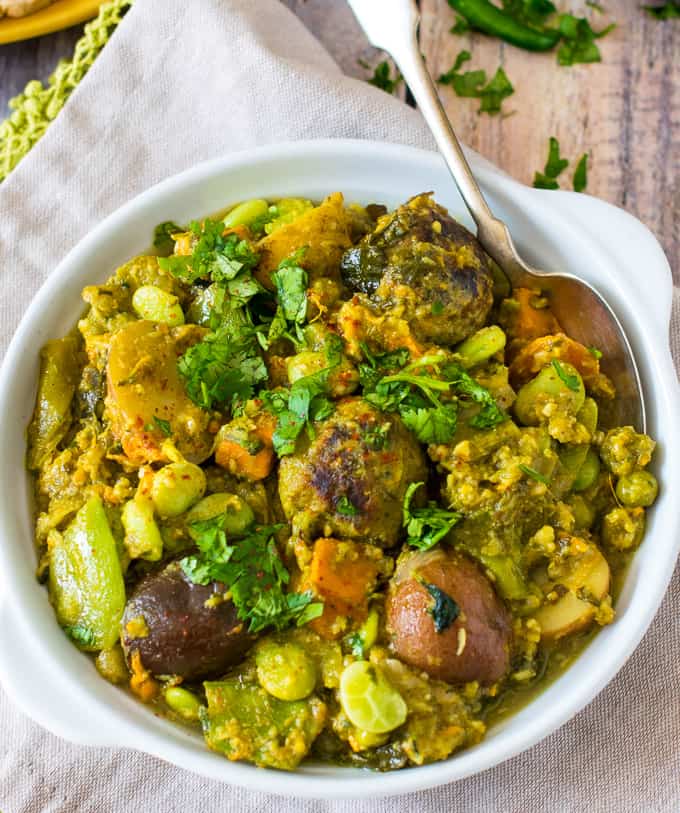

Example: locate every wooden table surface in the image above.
[0,1,677,280]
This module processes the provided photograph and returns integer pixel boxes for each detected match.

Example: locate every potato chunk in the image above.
[105,320,213,464]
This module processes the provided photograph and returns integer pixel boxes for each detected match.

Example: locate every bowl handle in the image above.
[0,601,114,747]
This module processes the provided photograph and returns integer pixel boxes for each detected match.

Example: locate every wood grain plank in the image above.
[420,0,679,281]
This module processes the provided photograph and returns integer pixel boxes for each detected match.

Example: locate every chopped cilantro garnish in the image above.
[518,463,550,485]
[347,632,367,659]
[438,51,515,115]
[643,1,679,18]
[363,422,391,451]
[432,300,445,316]
[403,482,462,551]
[588,346,603,360]
[271,250,308,324]
[573,153,589,193]
[424,582,460,633]
[177,326,268,411]
[153,221,184,255]
[180,516,322,634]
[63,624,96,647]
[152,416,172,436]
[552,359,581,391]
[158,219,259,285]
[263,362,338,456]
[557,13,615,66]
[337,495,360,517]
[443,361,507,429]
[362,349,504,442]
[359,59,403,95]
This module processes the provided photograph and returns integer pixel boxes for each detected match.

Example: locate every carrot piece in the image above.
[308,538,379,639]
[215,439,274,481]
[509,333,600,389]
[505,288,562,343]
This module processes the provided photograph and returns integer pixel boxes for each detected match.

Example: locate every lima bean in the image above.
[222,199,269,230]
[514,361,585,427]
[132,285,184,326]
[256,642,317,701]
[186,492,254,536]
[455,326,506,368]
[151,462,207,518]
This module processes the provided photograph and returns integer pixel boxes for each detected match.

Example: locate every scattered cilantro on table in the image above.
[643,2,680,19]
[557,13,615,66]
[533,137,589,192]
[438,50,515,115]
[359,59,403,95]
[180,516,322,634]
[403,482,462,551]
[447,0,615,65]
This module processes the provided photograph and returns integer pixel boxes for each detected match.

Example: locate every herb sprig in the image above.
[180,516,322,634]
[403,482,462,551]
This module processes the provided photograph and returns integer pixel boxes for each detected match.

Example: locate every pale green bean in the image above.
[132,285,184,326]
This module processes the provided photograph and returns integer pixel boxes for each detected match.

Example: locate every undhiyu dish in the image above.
[27,191,658,772]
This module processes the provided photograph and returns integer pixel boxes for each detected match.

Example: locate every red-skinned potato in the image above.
[386,549,512,685]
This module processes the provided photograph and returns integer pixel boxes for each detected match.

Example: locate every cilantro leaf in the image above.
[180,516,323,634]
[478,67,515,114]
[439,51,514,115]
[63,624,96,648]
[588,346,603,360]
[400,403,458,444]
[336,495,360,517]
[360,59,403,94]
[557,14,615,66]
[153,221,184,255]
[518,463,550,485]
[272,250,309,324]
[403,482,462,551]
[533,173,561,190]
[177,326,268,411]
[544,136,570,178]
[347,632,367,659]
[152,416,172,437]
[264,364,338,456]
[450,15,471,33]
[573,153,589,192]
[551,359,581,391]
[443,362,507,428]
[424,583,460,633]
[533,137,570,189]
[643,2,680,19]
[363,422,391,451]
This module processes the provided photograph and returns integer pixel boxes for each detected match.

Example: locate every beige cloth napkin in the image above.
[1,1,678,811]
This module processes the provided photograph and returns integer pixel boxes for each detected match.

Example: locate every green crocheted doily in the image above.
[0,0,132,182]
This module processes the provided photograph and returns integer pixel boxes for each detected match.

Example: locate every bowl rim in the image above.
[0,138,678,799]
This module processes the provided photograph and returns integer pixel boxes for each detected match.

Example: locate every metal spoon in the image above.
[347,0,644,430]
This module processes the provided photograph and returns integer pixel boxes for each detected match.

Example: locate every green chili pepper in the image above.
[448,0,561,51]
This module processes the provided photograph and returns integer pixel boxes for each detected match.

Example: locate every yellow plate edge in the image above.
[0,0,100,45]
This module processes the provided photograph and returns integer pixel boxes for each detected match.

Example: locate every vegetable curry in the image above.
[27,191,658,771]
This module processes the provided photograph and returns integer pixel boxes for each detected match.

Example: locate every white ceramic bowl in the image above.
[0,140,677,799]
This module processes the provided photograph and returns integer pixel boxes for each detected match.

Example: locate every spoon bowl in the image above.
[348,0,645,430]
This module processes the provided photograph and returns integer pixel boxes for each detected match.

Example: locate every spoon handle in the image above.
[350,0,529,280]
